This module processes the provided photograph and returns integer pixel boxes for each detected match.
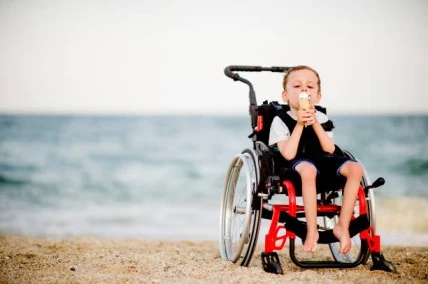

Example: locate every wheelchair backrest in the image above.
[254,101,327,146]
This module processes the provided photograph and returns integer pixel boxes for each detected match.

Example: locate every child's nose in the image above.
[301,88,308,93]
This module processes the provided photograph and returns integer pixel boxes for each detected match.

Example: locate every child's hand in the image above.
[298,105,316,126]
[297,107,311,126]
[306,105,317,126]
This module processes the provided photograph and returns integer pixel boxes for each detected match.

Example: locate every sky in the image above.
[0,0,427,115]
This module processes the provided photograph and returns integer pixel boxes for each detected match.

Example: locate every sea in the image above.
[0,114,427,246]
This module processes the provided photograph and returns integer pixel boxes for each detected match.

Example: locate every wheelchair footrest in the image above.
[370,252,397,273]
[284,214,370,244]
[261,252,283,275]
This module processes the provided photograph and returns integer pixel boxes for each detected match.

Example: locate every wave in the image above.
[0,175,27,186]
[394,158,428,176]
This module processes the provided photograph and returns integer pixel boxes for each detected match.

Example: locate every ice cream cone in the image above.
[299,92,310,127]
[299,92,310,109]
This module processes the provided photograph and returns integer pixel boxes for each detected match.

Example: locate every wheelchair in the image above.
[218,65,396,274]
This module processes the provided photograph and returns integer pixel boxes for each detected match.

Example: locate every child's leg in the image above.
[334,161,363,254]
[295,161,319,252]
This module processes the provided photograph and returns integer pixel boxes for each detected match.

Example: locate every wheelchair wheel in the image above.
[323,150,375,264]
[219,149,262,266]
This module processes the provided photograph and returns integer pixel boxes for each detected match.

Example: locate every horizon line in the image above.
[0,110,427,117]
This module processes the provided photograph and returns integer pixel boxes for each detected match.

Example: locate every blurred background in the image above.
[0,0,427,246]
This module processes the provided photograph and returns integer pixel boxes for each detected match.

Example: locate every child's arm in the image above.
[277,109,311,161]
[277,120,305,161]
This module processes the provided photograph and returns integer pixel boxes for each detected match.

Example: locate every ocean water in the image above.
[0,114,427,246]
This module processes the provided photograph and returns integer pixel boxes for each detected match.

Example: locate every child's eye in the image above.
[308,86,314,89]
[293,85,300,88]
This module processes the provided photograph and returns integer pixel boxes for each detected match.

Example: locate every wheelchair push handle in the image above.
[224,65,290,81]
[224,65,291,140]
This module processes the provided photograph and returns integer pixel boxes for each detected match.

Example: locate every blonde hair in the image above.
[282,65,321,91]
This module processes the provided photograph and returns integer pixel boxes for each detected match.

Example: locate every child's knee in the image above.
[351,162,363,177]
[341,161,363,178]
[296,162,317,180]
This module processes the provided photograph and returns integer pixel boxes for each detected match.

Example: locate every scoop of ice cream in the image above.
[298,92,310,100]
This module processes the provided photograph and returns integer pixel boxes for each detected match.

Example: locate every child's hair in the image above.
[282,65,321,91]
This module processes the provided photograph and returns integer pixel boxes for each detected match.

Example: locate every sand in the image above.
[1,235,427,283]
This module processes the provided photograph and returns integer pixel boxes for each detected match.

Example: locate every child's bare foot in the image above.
[333,225,351,254]
[303,230,319,252]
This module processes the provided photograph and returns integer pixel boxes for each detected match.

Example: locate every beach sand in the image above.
[1,235,427,283]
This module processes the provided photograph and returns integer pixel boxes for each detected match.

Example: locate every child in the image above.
[268,65,363,254]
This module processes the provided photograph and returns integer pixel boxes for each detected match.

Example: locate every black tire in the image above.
[219,150,262,266]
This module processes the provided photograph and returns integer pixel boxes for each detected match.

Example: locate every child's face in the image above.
[282,69,321,109]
